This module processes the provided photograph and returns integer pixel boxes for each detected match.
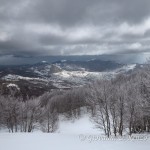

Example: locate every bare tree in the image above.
[40,99,58,133]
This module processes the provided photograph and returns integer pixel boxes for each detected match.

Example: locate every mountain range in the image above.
[0,59,140,99]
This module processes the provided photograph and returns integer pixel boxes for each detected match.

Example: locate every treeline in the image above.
[0,88,86,133]
[0,66,150,136]
[87,65,150,137]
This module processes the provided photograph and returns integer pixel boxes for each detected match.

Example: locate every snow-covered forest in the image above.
[0,64,150,137]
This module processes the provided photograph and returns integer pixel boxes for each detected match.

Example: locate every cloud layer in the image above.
[0,0,150,56]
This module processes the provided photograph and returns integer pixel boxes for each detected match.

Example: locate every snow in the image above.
[7,83,20,90]
[0,133,149,150]
[50,64,137,88]
[2,64,137,90]
[3,74,47,82]
[61,59,67,62]
[126,64,137,70]
[115,64,137,73]
[57,115,101,134]
[41,61,47,63]
[52,64,137,82]
[0,115,149,150]
[53,70,103,82]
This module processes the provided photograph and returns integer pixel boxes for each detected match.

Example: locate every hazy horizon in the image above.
[0,53,149,65]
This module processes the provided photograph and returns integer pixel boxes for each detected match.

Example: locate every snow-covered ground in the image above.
[0,115,149,150]
[0,133,149,150]
[57,115,101,134]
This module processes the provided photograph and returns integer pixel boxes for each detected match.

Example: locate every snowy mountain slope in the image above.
[0,75,56,99]
[0,59,139,98]
[50,64,137,88]
[2,74,48,81]
[53,59,123,72]
[30,63,62,77]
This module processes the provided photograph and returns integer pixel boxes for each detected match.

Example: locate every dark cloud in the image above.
[0,0,150,58]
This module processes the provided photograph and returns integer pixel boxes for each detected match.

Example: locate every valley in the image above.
[0,59,138,98]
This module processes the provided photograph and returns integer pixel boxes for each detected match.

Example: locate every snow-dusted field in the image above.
[57,115,100,134]
[0,133,149,150]
[0,115,149,150]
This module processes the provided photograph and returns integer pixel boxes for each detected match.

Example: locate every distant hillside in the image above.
[0,59,139,99]
[53,59,122,72]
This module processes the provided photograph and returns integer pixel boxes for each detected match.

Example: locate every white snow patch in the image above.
[51,70,114,87]
[2,74,47,82]
[7,83,20,90]
[41,61,47,63]
[126,64,137,70]
[57,115,101,134]
[53,70,103,79]
[61,60,67,62]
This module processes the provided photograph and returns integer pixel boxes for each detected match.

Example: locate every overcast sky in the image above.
[0,0,150,58]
